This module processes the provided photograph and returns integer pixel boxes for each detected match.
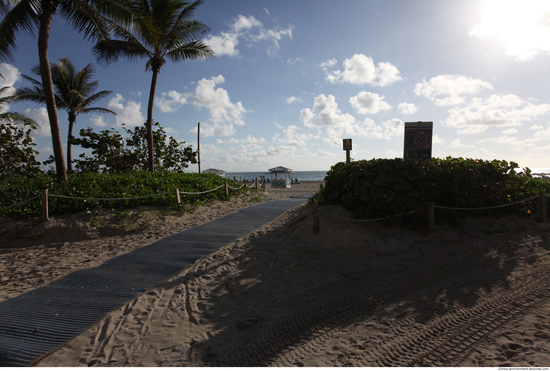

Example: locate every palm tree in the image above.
[0,0,133,181]
[93,0,213,173]
[15,58,116,172]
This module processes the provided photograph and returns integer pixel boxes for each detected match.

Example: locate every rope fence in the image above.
[1,178,267,221]
[312,192,548,234]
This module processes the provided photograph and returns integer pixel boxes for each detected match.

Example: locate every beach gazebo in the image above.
[268,166,292,188]
[203,168,226,177]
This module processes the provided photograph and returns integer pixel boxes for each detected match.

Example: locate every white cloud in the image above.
[478,136,522,145]
[204,15,293,58]
[253,26,294,57]
[363,118,403,139]
[398,102,418,114]
[244,135,265,144]
[188,75,246,126]
[469,0,550,61]
[349,91,392,114]
[433,134,445,144]
[287,57,303,65]
[445,94,550,134]
[502,128,518,134]
[191,122,235,137]
[233,14,262,32]
[89,115,108,127]
[320,58,337,69]
[275,124,311,146]
[0,63,20,89]
[23,107,50,137]
[450,139,475,148]
[300,94,355,128]
[204,31,240,57]
[267,145,296,157]
[528,124,550,141]
[414,75,493,106]
[0,64,20,111]
[318,150,332,156]
[286,96,301,104]
[323,54,402,86]
[107,94,144,127]
[155,90,187,113]
[213,138,225,144]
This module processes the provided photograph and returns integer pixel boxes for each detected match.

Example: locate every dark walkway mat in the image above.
[0,196,310,366]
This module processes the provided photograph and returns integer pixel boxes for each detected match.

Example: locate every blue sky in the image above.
[2,0,550,172]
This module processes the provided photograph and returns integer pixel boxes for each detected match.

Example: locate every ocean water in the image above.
[224,167,549,182]
[530,168,550,177]
[226,170,328,182]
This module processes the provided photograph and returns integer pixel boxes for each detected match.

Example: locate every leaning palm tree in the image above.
[0,0,134,181]
[93,0,213,173]
[15,58,116,172]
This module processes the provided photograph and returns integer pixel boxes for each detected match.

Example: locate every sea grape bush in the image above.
[65,122,197,173]
[0,172,243,217]
[314,157,550,222]
[0,121,42,176]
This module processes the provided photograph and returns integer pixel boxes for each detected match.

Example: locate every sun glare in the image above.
[469,0,550,60]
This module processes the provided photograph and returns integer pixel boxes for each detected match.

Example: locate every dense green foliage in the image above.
[314,157,550,223]
[0,121,42,176]
[0,172,243,218]
[43,122,197,173]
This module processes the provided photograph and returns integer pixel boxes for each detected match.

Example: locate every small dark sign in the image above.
[404,121,433,160]
[343,138,352,151]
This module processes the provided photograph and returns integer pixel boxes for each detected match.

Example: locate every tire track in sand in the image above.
[207,242,536,367]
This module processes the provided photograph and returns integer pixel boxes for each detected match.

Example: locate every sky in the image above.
[2,0,550,172]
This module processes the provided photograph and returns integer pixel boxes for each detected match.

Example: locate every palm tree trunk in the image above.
[38,1,67,181]
[146,68,159,173]
[67,116,75,172]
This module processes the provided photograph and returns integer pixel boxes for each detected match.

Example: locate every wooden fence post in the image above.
[540,191,547,223]
[428,202,434,234]
[313,203,320,234]
[224,181,229,197]
[41,189,49,221]
[174,188,181,205]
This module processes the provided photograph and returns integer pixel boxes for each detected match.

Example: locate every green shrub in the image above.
[313,157,549,223]
[0,172,243,218]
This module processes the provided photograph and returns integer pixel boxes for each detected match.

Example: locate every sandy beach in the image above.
[2,180,550,367]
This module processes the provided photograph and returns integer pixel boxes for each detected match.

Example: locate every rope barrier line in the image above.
[48,192,172,201]
[0,195,40,212]
[320,208,418,223]
[179,185,225,194]
[228,183,246,191]
[0,181,258,215]
[317,193,547,223]
[433,195,540,210]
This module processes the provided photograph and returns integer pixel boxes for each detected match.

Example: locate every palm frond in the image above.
[0,0,41,62]
[81,106,116,115]
[12,86,48,105]
[167,40,212,62]
[93,39,151,65]
[84,90,114,105]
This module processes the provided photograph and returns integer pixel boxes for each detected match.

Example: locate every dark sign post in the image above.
[343,138,352,163]
[404,121,433,161]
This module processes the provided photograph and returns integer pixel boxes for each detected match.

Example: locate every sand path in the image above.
[2,181,550,366]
